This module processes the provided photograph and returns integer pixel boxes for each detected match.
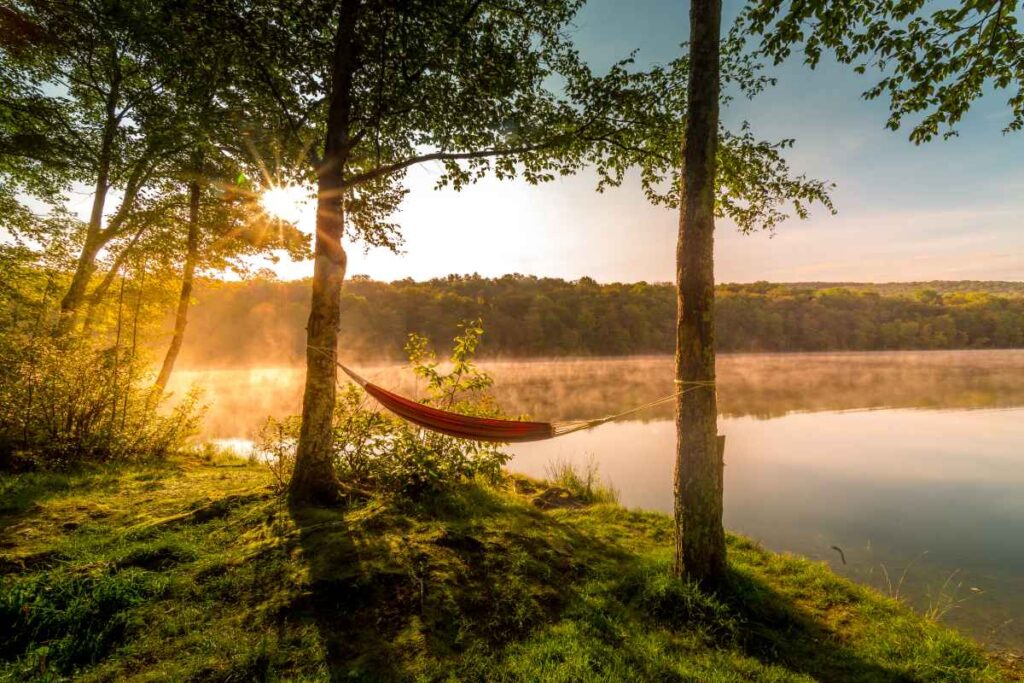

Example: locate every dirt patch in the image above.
[531,486,587,510]
[994,651,1024,681]
[0,549,67,574]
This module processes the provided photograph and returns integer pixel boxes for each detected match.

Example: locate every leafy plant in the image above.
[257,320,511,497]
[252,415,302,493]
[739,0,1024,143]
[405,318,495,409]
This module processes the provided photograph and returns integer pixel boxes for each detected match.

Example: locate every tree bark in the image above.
[288,0,361,506]
[56,68,120,336]
[154,175,202,393]
[57,236,103,335]
[81,225,147,333]
[674,0,725,585]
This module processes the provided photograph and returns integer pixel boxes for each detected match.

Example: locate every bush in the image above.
[255,320,512,497]
[253,415,300,492]
[0,332,202,470]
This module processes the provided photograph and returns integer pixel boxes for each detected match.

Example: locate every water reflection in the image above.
[170,350,1024,652]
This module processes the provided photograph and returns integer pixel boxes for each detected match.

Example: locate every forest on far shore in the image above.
[175,275,1024,366]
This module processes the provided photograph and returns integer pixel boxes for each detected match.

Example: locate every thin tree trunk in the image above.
[58,236,104,336]
[111,271,126,427]
[289,0,361,506]
[57,72,120,336]
[155,176,202,393]
[124,260,145,428]
[22,271,55,446]
[674,0,725,585]
[81,225,148,333]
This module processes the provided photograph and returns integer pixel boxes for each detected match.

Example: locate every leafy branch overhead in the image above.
[213,0,834,246]
[576,35,836,233]
[0,0,311,333]
[739,0,1024,143]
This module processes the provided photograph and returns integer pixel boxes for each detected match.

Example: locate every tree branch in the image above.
[84,223,147,306]
[340,141,555,189]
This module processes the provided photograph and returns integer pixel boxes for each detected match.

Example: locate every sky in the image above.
[183,1,1024,284]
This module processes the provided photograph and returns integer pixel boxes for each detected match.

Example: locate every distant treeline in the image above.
[176,275,1024,366]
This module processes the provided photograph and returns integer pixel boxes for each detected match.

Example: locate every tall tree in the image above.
[582,15,834,584]
[143,0,310,392]
[0,0,184,334]
[739,0,1024,143]
[583,21,834,585]
[291,0,360,505]
[674,0,726,585]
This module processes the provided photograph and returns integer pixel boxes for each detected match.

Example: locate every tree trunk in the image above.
[155,176,202,393]
[81,226,147,333]
[56,73,120,336]
[674,0,725,585]
[57,235,103,335]
[289,0,361,506]
[123,260,145,427]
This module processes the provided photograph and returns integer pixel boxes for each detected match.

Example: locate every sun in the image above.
[260,185,311,226]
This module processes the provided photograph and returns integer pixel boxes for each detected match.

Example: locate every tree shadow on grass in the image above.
[286,486,632,682]
[286,489,919,682]
[722,567,915,682]
[286,497,407,682]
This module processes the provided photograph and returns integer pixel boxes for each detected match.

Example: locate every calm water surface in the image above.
[172,350,1024,652]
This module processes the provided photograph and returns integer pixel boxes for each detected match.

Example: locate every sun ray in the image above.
[260,184,314,232]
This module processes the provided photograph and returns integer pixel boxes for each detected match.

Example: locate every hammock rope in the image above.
[311,346,714,443]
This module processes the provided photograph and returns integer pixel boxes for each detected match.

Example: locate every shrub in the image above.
[255,320,512,497]
[0,332,202,470]
[253,415,301,492]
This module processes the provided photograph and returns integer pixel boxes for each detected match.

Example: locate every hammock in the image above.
[337,362,712,443]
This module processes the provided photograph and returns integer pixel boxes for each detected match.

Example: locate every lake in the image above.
[171,350,1024,653]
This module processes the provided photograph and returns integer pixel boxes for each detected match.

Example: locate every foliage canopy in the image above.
[203,0,834,240]
[740,0,1024,143]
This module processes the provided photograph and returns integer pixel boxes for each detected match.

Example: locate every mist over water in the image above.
[169,350,1024,652]
[172,350,1024,439]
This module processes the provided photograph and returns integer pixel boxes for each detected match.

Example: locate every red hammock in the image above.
[363,381,554,442]
[338,363,700,443]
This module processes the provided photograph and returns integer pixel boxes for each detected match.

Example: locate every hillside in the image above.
[174,276,1024,366]
[1,456,1019,681]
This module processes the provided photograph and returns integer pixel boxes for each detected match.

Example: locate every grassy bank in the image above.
[1,456,1019,682]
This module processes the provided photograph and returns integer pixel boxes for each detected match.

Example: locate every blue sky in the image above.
[265,0,1024,283]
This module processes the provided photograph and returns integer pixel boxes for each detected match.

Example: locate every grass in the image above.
[544,455,619,505]
[0,457,1019,682]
